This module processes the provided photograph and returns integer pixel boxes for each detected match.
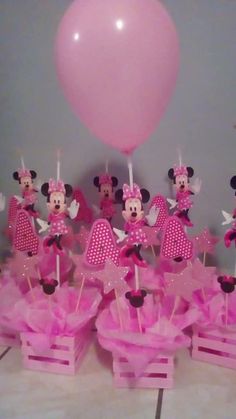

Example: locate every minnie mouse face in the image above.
[217,275,236,293]
[123,198,143,223]
[41,182,73,214]
[115,186,150,224]
[39,278,58,295]
[168,167,194,193]
[48,191,66,214]
[175,174,189,192]
[125,289,147,308]
[100,183,113,200]
[93,176,118,200]
[13,170,37,193]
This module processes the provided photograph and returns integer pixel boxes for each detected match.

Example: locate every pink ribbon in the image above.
[18,168,31,178]
[99,173,112,185]
[123,183,142,200]
[173,165,188,177]
[48,178,65,194]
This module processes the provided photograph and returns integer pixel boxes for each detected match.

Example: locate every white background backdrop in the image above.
[0,0,235,270]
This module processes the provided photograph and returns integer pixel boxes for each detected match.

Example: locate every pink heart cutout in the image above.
[84,219,120,267]
[14,210,39,255]
[7,196,20,239]
[161,216,193,260]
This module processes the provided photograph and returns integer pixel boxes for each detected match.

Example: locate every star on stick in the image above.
[191,258,216,288]
[71,254,97,281]
[94,259,129,295]
[164,263,200,302]
[8,251,39,280]
[193,228,219,255]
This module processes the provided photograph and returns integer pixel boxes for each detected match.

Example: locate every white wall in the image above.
[0,0,236,270]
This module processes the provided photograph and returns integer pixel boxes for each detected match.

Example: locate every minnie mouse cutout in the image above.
[222,175,236,247]
[37,179,79,255]
[217,275,236,294]
[167,165,201,227]
[39,278,59,295]
[93,173,118,222]
[114,183,159,267]
[13,168,39,217]
[125,289,147,308]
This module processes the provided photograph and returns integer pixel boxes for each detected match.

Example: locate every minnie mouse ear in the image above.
[187,167,194,178]
[13,171,19,181]
[230,176,236,190]
[65,184,73,197]
[141,290,147,297]
[217,276,224,284]
[93,176,100,187]
[41,183,49,196]
[115,189,124,203]
[53,280,59,287]
[168,168,175,180]
[140,189,150,203]
[125,291,131,300]
[111,176,118,188]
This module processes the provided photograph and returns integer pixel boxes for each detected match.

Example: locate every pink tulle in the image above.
[96,295,198,377]
[191,288,236,330]
[2,285,101,352]
[38,252,72,281]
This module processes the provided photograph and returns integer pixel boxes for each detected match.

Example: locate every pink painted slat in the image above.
[192,336,236,356]
[113,356,174,389]
[21,346,73,361]
[193,326,236,342]
[20,330,92,375]
[22,358,76,375]
[113,361,174,374]
[192,349,236,370]
[0,328,21,348]
[192,326,236,370]
[114,376,174,389]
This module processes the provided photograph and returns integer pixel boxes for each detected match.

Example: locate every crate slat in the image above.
[113,355,174,389]
[20,330,91,375]
[192,326,236,370]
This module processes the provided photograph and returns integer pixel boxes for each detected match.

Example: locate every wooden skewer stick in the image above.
[169,296,180,323]
[75,275,86,312]
[115,289,124,331]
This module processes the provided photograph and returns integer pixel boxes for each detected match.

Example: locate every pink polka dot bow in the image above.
[48,178,65,194]
[123,183,141,200]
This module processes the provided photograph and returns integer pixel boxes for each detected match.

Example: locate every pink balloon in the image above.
[55,0,179,154]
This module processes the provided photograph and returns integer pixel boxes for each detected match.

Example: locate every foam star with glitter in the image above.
[164,263,200,302]
[193,228,219,255]
[8,251,39,280]
[94,259,129,295]
[71,254,96,281]
[191,258,216,288]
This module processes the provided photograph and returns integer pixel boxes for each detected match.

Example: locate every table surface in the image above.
[0,336,236,419]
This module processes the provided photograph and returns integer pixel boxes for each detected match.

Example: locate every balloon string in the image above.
[105,159,109,174]
[177,147,182,167]
[20,155,25,170]
[56,254,61,288]
[127,156,133,191]
[57,149,61,181]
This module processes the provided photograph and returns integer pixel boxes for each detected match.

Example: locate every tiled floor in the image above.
[0,338,235,419]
